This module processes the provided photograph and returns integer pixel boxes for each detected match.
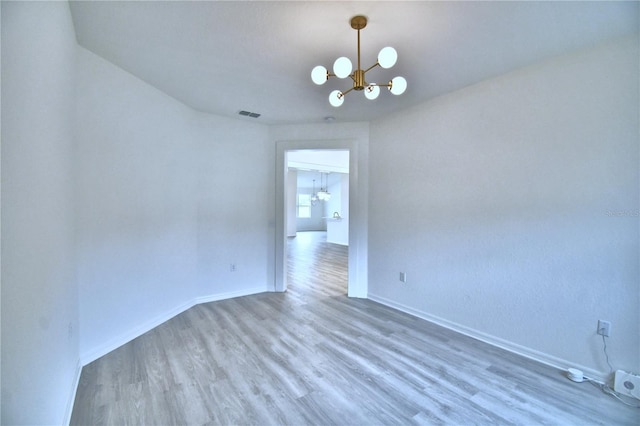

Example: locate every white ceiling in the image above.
[288,150,350,188]
[69,1,638,125]
[288,150,349,173]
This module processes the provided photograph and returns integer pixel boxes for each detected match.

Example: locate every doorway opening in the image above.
[286,150,349,297]
[275,139,366,298]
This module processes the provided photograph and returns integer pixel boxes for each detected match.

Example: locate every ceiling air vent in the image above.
[238,110,261,118]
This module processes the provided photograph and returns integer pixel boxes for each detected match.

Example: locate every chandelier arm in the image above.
[363,62,380,74]
[341,86,355,96]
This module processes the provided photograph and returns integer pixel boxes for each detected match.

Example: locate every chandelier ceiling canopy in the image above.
[311,15,407,107]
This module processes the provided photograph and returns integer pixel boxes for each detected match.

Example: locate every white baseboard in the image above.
[63,360,83,425]
[194,286,267,305]
[80,299,195,365]
[367,293,607,383]
[80,286,268,366]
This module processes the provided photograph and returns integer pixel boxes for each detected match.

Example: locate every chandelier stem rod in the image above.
[357,28,361,71]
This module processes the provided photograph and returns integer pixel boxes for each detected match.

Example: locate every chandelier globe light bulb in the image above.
[311,65,328,85]
[329,90,344,107]
[364,84,380,100]
[377,47,398,69]
[389,76,407,95]
[333,57,353,79]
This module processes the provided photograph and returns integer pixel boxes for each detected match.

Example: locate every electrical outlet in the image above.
[597,320,611,337]
[399,272,407,283]
[230,263,237,272]
[614,370,640,400]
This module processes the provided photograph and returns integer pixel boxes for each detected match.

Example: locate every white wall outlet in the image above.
[399,272,407,283]
[230,263,237,272]
[597,319,611,337]
[614,370,640,400]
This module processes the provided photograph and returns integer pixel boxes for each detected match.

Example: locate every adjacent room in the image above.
[1,1,638,424]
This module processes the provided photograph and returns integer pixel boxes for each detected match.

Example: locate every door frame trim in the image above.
[275,139,366,297]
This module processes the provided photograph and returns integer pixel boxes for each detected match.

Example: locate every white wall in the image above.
[75,47,200,362]
[1,2,80,424]
[192,110,272,298]
[368,36,639,379]
[75,47,272,363]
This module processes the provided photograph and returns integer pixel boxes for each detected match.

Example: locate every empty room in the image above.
[1,1,639,424]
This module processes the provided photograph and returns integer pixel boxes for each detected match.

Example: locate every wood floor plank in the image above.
[71,231,639,425]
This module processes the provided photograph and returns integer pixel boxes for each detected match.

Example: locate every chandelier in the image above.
[316,173,331,201]
[310,174,331,204]
[311,15,407,107]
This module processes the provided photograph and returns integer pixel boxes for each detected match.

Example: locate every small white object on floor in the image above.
[567,368,584,382]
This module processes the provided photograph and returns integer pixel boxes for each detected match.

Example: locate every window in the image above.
[297,194,311,218]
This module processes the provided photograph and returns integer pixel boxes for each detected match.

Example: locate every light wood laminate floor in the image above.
[71,231,639,425]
